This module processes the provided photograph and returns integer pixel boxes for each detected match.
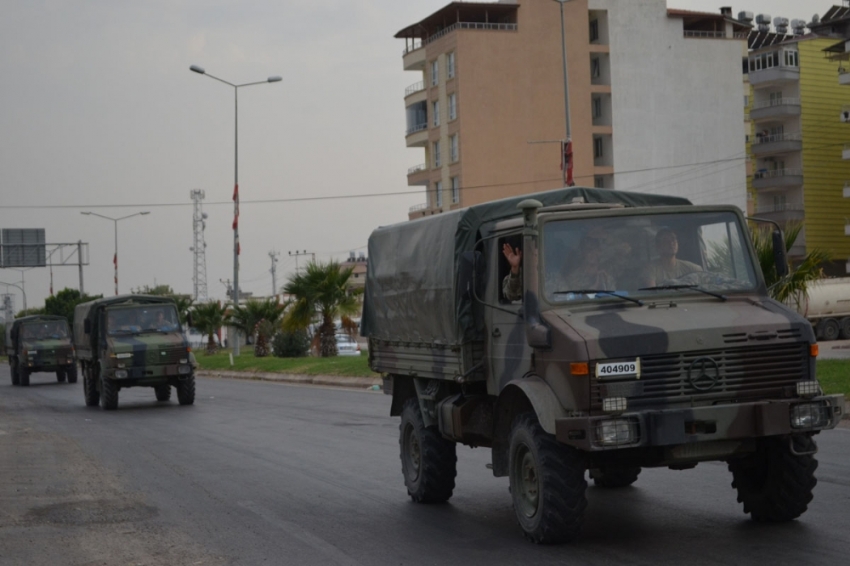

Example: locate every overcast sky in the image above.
[0,0,826,311]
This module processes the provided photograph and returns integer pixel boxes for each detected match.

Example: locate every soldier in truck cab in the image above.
[642,227,702,286]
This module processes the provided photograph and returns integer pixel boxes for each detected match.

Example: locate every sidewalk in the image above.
[197,369,383,390]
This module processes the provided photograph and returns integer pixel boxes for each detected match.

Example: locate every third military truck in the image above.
[73,295,195,410]
[361,187,845,544]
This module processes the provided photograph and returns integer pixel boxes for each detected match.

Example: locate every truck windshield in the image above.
[21,321,69,340]
[107,306,180,335]
[541,211,758,304]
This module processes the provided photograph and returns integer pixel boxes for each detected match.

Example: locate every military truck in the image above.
[73,295,195,410]
[6,315,77,386]
[362,187,845,544]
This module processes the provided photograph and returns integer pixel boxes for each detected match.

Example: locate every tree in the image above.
[283,261,359,357]
[750,222,830,304]
[228,297,287,357]
[43,288,103,326]
[132,284,193,324]
[188,301,228,354]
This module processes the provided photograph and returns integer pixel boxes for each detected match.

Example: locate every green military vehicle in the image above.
[6,315,77,386]
[73,295,195,410]
[362,187,845,544]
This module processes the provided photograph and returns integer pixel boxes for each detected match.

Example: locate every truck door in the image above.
[488,235,533,392]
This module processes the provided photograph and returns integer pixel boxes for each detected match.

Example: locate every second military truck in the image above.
[362,187,844,544]
[73,295,195,410]
[6,315,77,386]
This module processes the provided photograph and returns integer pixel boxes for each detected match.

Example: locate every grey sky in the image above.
[0,0,828,310]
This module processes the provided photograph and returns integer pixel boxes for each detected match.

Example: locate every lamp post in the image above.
[553,0,574,187]
[190,65,281,357]
[80,211,150,295]
[0,280,27,314]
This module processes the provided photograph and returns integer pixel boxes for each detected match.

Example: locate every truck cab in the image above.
[6,315,76,386]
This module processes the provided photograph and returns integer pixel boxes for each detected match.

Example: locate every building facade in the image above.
[397,0,750,220]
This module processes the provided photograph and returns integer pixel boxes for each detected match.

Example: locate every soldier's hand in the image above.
[502,243,522,274]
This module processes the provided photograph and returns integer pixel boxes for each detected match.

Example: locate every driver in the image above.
[642,228,702,286]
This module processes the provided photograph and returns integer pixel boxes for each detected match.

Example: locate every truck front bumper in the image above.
[555,394,845,452]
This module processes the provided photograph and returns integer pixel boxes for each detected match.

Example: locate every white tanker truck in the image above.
[794,277,850,340]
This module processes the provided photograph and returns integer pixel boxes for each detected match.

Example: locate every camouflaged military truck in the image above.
[73,295,195,410]
[6,315,77,386]
[362,187,846,544]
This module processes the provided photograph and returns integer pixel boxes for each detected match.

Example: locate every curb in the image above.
[197,369,382,390]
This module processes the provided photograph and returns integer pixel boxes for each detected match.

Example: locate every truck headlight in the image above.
[113,353,132,359]
[791,402,829,429]
[596,419,637,446]
[178,365,192,375]
[114,370,128,379]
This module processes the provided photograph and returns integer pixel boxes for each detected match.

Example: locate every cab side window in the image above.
[499,235,523,304]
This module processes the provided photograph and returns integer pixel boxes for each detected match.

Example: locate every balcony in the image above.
[403,42,425,71]
[407,163,429,186]
[749,66,800,86]
[750,98,801,121]
[751,132,802,156]
[405,81,425,98]
[405,123,428,148]
[752,168,803,190]
[841,67,850,86]
[754,203,805,224]
[409,202,428,213]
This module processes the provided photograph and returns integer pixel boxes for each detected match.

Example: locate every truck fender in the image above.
[498,376,567,436]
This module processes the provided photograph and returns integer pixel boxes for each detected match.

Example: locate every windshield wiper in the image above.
[553,289,644,306]
[639,284,727,301]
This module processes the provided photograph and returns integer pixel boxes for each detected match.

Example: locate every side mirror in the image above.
[186,312,194,328]
[84,319,91,334]
[772,229,789,279]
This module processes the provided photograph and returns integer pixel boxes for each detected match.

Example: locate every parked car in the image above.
[335,334,361,356]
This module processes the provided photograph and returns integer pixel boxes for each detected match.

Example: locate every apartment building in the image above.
[745,5,850,271]
[397,0,750,220]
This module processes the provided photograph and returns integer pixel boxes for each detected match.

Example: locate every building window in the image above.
[432,100,440,127]
[744,95,749,108]
[592,96,602,119]
[433,141,441,167]
[451,176,460,203]
[594,176,605,188]
[431,60,439,86]
[448,93,457,120]
[447,52,456,79]
[450,134,459,162]
[435,181,443,208]
[769,91,783,105]
[591,57,601,78]
[784,49,798,67]
[594,137,604,158]
[589,19,599,42]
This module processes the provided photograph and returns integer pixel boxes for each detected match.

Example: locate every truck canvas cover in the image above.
[361,187,691,347]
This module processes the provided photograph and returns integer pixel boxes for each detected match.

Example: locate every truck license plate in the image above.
[595,359,640,379]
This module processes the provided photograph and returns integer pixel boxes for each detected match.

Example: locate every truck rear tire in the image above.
[11,360,19,386]
[56,369,66,383]
[590,466,641,488]
[508,413,587,544]
[840,317,850,340]
[83,368,100,406]
[155,384,172,402]
[18,364,30,387]
[728,435,817,522]
[818,318,840,341]
[399,398,457,503]
[176,375,195,406]
[67,364,78,384]
[100,376,119,410]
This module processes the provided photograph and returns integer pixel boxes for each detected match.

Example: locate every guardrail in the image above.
[407,163,427,175]
[754,132,802,144]
[684,30,726,38]
[753,168,803,179]
[752,97,800,110]
[756,203,804,213]
[406,123,428,136]
[409,202,428,212]
[402,22,518,56]
[405,81,425,97]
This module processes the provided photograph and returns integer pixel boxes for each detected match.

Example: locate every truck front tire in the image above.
[728,435,817,522]
[155,384,172,402]
[83,367,100,406]
[18,364,30,387]
[10,359,19,386]
[399,398,457,503]
[508,413,587,544]
[176,375,195,406]
[100,376,119,410]
[590,466,641,488]
[67,364,78,384]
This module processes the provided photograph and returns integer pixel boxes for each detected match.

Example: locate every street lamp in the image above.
[0,280,27,314]
[553,0,575,187]
[80,211,150,295]
[190,64,282,357]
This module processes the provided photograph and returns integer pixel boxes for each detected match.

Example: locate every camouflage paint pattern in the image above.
[103,331,192,382]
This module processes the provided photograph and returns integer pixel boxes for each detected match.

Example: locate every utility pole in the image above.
[190,189,209,302]
[269,251,280,296]
[288,250,311,274]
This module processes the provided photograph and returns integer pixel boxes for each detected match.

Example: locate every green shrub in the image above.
[272,328,311,358]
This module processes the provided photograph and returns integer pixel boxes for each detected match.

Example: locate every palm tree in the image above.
[283,261,360,357]
[750,222,830,304]
[171,295,194,326]
[188,301,228,354]
[228,297,287,357]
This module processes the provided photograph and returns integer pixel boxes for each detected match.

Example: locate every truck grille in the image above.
[590,342,809,410]
[145,347,186,365]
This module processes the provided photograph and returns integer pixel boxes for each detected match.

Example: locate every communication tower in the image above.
[190,189,209,302]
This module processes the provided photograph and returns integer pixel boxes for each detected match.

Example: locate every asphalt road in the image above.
[1,366,849,566]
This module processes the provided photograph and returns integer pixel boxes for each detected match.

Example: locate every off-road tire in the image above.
[728,435,818,522]
[590,466,641,488]
[399,398,457,503]
[818,318,840,341]
[100,376,119,411]
[11,359,20,386]
[67,364,78,384]
[155,384,172,402]
[83,367,100,406]
[56,369,67,383]
[840,317,850,340]
[508,413,587,544]
[176,375,195,406]
[18,364,30,387]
